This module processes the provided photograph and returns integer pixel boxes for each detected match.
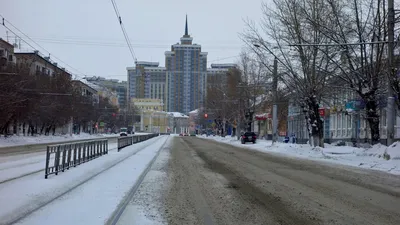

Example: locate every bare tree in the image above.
[242,0,336,147]
[305,0,389,144]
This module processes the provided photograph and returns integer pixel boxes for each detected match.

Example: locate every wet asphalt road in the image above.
[163,137,400,225]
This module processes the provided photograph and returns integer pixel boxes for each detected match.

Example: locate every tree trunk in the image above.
[22,122,26,136]
[365,99,380,144]
[29,124,34,136]
[40,124,45,135]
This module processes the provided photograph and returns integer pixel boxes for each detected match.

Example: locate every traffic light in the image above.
[204,113,208,118]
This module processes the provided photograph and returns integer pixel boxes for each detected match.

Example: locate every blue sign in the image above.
[207,119,213,123]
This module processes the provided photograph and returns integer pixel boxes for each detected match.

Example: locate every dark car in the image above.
[241,132,257,144]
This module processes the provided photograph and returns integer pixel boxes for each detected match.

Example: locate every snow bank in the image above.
[0,133,118,148]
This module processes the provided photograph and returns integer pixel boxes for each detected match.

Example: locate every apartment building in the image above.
[0,38,17,69]
[71,80,99,104]
[165,16,208,113]
[15,50,71,78]
[127,61,167,108]
[126,16,237,114]
[207,63,237,89]
[84,76,127,109]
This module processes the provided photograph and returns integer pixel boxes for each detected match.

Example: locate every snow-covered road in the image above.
[0,135,169,225]
[200,135,400,175]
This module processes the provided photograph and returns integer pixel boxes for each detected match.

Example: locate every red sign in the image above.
[204,113,208,118]
[319,108,325,117]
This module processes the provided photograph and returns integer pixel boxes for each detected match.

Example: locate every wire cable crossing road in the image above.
[161,137,400,225]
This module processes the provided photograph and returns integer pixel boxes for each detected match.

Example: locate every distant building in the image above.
[0,38,17,68]
[167,112,189,134]
[82,79,119,107]
[132,98,164,112]
[126,16,238,115]
[71,80,99,105]
[207,63,237,88]
[15,50,71,78]
[127,61,167,109]
[165,16,208,113]
[84,76,127,109]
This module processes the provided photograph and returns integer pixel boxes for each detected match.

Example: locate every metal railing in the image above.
[117,134,159,151]
[45,139,108,179]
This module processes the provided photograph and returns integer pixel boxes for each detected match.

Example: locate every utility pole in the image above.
[387,0,395,145]
[272,57,278,143]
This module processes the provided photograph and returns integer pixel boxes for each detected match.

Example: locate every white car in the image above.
[119,127,128,136]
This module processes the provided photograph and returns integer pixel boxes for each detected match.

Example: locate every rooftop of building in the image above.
[0,38,14,49]
[84,76,126,84]
[211,63,238,68]
[71,80,98,93]
[15,50,70,74]
[168,112,189,118]
[136,61,159,67]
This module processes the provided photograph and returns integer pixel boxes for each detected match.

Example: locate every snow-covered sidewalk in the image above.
[0,132,151,148]
[0,135,168,225]
[0,133,118,148]
[200,135,400,175]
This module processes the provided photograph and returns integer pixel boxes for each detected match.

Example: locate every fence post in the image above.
[61,145,67,172]
[73,144,77,167]
[45,146,50,179]
[105,140,108,154]
[89,142,93,160]
[55,145,61,175]
[67,144,72,169]
[78,143,82,165]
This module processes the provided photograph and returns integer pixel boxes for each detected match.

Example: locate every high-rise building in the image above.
[127,61,167,110]
[207,63,238,88]
[165,16,208,113]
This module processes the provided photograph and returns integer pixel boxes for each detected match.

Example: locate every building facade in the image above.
[15,51,71,77]
[167,112,189,134]
[0,38,17,69]
[127,61,166,109]
[165,16,208,113]
[206,63,237,89]
[84,76,127,109]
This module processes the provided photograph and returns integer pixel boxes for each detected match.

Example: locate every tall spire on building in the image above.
[185,14,189,36]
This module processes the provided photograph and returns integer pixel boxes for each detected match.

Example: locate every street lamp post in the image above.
[254,43,279,143]
[272,57,278,143]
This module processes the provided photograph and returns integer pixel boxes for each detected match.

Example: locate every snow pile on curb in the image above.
[0,133,119,148]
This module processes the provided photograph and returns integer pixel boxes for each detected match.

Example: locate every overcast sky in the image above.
[1,0,265,81]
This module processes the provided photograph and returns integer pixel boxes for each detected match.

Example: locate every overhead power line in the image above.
[111,0,137,62]
[0,15,87,80]
[8,37,242,50]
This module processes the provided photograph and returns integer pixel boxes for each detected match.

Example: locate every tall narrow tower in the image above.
[164,16,208,113]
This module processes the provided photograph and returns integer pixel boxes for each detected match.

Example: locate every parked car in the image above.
[241,132,257,144]
[119,127,128,136]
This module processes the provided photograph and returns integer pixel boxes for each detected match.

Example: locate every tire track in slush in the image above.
[182,138,315,225]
